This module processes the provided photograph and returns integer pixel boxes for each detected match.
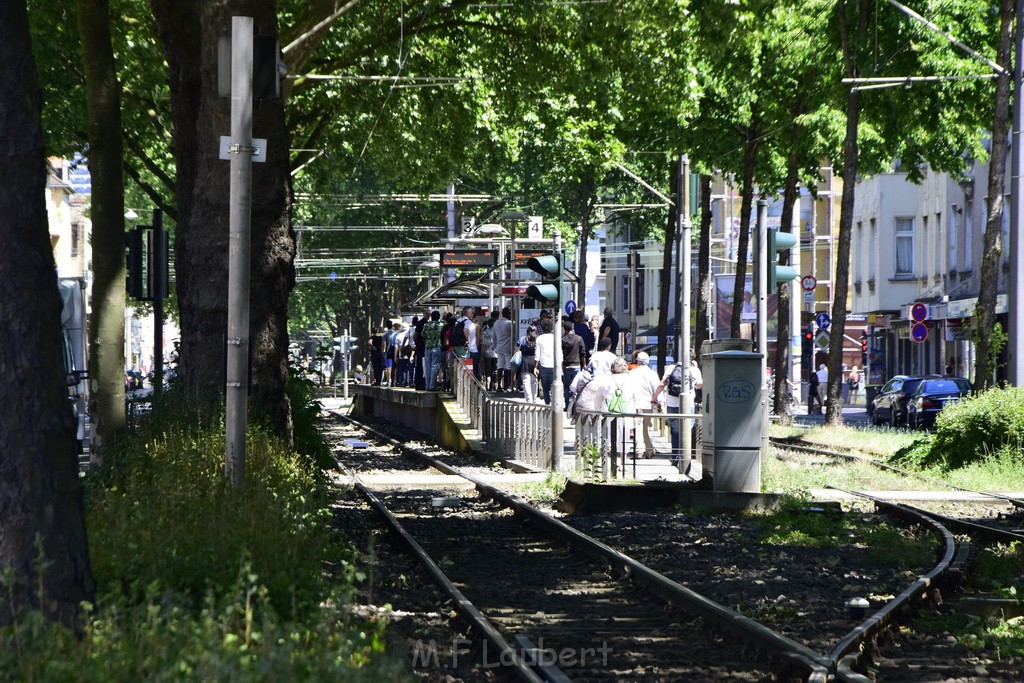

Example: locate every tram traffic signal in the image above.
[768,228,799,290]
[525,254,561,307]
[801,327,813,368]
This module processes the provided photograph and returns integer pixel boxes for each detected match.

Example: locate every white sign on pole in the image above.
[219,136,267,163]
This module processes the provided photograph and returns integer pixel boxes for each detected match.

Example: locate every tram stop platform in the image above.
[323,390,790,514]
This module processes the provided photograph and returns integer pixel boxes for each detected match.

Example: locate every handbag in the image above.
[510,350,523,369]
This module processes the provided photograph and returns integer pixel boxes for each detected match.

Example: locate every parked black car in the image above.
[870,375,942,427]
[907,377,972,429]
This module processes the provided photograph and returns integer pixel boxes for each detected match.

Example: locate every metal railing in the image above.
[574,409,701,479]
[450,356,706,475]
[450,356,553,468]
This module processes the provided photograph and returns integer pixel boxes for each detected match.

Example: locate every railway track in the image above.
[325,412,975,681]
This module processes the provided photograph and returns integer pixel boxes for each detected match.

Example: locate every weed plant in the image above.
[1,374,402,680]
[86,405,332,613]
[751,509,935,568]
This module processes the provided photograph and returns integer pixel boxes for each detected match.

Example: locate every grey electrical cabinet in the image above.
[701,348,763,492]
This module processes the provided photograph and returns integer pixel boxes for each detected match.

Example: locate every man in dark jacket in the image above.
[599,307,621,354]
[561,320,585,408]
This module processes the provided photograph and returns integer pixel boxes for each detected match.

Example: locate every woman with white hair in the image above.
[592,358,639,460]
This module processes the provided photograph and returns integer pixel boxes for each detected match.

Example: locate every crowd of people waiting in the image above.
[353,305,703,470]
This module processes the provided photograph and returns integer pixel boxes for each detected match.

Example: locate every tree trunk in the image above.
[974,0,1013,390]
[730,124,758,337]
[694,174,712,364]
[77,0,127,463]
[0,0,94,627]
[150,0,296,440]
[827,0,871,425]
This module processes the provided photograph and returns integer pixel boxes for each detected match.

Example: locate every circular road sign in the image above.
[801,275,817,292]
[912,322,929,343]
[911,302,928,322]
[564,299,577,315]
[815,312,831,330]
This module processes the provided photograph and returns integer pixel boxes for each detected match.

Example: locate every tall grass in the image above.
[1,379,403,680]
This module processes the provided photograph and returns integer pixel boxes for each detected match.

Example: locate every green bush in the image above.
[915,386,1024,470]
[86,405,337,614]
[0,570,404,681]
[287,365,335,473]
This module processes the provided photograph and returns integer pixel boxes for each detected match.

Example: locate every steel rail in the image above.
[824,486,963,682]
[337,462,546,683]
[335,413,832,680]
[770,437,1024,509]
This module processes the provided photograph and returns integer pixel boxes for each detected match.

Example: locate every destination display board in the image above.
[511,250,552,267]
[440,249,498,268]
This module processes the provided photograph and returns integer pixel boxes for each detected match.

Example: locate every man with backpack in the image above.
[451,306,480,378]
[652,355,703,475]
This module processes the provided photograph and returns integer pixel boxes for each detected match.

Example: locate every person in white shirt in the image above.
[569,368,603,448]
[652,357,703,474]
[587,337,617,376]
[535,319,556,404]
[630,352,662,457]
[591,358,639,459]
[457,306,480,380]
[816,363,828,385]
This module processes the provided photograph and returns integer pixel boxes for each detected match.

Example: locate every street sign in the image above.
[564,299,577,315]
[815,331,830,350]
[625,344,633,356]
[219,136,267,163]
[911,302,929,322]
[815,312,831,330]
[912,322,929,343]
[801,275,817,291]
[803,291,815,304]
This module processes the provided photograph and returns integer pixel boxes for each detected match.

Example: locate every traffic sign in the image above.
[815,331,830,350]
[803,291,815,304]
[815,312,831,330]
[801,275,817,292]
[911,302,929,322]
[912,322,928,343]
[564,299,577,315]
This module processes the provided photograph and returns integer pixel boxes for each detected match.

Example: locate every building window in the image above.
[70,222,80,258]
[922,215,930,279]
[895,217,914,276]
[964,201,973,267]
[636,267,645,311]
[869,218,877,280]
[948,209,958,272]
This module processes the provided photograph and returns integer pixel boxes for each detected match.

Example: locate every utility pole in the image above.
[756,199,769,456]
[1009,0,1024,385]
[225,16,254,488]
[551,228,565,470]
[677,155,693,468]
